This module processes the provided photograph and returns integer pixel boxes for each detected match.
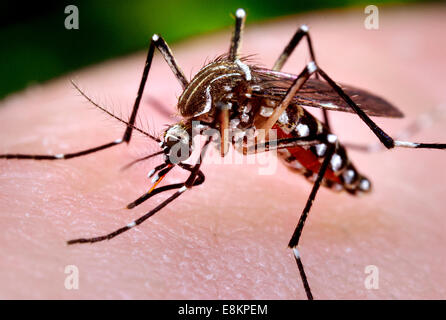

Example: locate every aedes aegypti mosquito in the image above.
[1,9,445,299]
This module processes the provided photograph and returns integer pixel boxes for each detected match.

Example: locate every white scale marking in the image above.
[315,143,327,157]
[194,86,212,117]
[235,59,252,81]
[260,106,274,117]
[300,24,309,32]
[236,8,246,18]
[194,73,240,117]
[330,153,343,171]
[278,111,289,125]
[293,247,300,258]
[343,169,355,184]
[320,102,339,110]
[327,134,338,144]
[151,174,159,184]
[394,140,419,148]
[147,168,156,178]
[296,124,310,137]
[359,179,371,191]
[307,61,317,73]
[241,114,249,122]
[212,73,240,83]
[230,119,240,128]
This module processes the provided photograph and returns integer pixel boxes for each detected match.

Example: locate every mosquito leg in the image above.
[67,137,213,245]
[321,105,331,130]
[243,131,335,300]
[126,168,205,210]
[67,188,185,244]
[344,105,446,153]
[123,34,187,143]
[1,35,187,160]
[0,140,125,160]
[287,142,336,300]
[242,135,324,155]
[314,67,446,150]
[273,25,332,129]
[126,183,186,210]
[254,62,315,134]
[273,25,316,71]
[228,8,246,61]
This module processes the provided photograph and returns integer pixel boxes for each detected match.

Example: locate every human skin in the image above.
[0,5,445,299]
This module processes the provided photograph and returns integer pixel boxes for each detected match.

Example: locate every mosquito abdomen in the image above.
[274,104,372,194]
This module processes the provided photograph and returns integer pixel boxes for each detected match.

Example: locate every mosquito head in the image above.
[161,123,193,164]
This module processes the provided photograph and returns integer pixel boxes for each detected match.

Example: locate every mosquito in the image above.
[1,8,445,300]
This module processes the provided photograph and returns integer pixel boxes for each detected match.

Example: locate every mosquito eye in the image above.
[164,125,189,145]
[163,125,192,163]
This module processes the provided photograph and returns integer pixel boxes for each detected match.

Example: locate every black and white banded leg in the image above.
[314,66,446,150]
[228,8,246,61]
[288,139,337,300]
[242,135,327,155]
[219,8,246,155]
[67,137,213,245]
[273,24,331,129]
[0,35,188,160]
[273,24,316,72]
[256,62,316,133]
[280,62,445,299]
[125,164,205,210]
[344,105,446,152]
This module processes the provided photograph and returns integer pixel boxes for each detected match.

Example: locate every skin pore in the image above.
[0,5,445,299]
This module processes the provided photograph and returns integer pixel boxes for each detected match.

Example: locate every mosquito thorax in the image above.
[177,59,254,120]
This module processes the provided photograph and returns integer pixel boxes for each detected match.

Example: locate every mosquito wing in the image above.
[252,68,404,118]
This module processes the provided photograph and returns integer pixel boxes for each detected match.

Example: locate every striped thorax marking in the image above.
[178,61,245,117]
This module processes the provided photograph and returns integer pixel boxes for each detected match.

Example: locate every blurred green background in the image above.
[0,0,431,99]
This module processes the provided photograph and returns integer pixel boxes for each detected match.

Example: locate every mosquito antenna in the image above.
[120,150,165,171]
[71,80,161,142]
